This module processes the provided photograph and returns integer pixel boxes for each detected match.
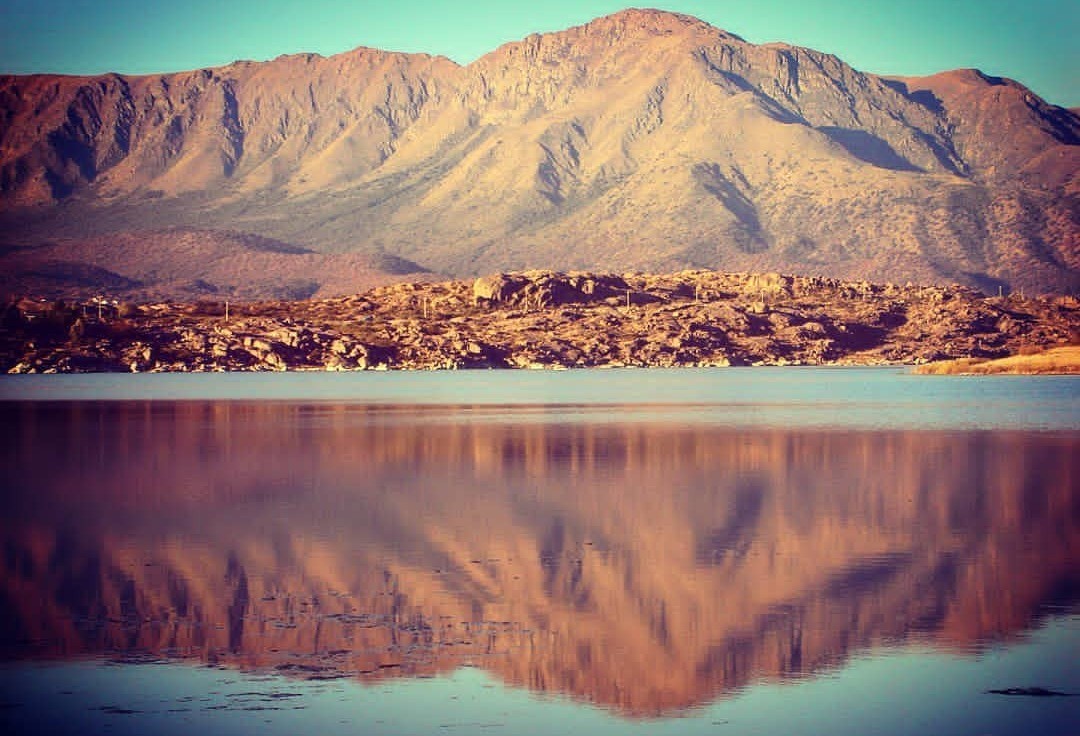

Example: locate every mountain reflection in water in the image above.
[1,401,1077,716]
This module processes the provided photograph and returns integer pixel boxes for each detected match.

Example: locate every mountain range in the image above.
[1,8,1077,298]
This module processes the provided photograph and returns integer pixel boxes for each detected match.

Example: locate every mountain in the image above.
[1,8,1077,296]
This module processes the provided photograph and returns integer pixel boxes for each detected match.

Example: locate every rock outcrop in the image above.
[3,270,1076,373]
[473,271,631,308]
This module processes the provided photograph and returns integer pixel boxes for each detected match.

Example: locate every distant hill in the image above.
[0,229,431,301]
[1,8,1077,297]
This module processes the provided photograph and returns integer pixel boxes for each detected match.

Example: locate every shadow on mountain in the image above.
[881,78,945,116]
[818,127,921,172]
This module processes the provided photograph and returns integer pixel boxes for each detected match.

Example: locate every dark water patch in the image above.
[824,553,913,597]
[986,687,1077,697]
[94,704,141,714]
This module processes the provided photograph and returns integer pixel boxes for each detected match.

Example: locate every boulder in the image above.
[474,271,632,308]
[473,274,517,304]
[746,272,793,297]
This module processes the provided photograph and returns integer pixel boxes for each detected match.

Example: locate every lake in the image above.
[1,368,1078,735]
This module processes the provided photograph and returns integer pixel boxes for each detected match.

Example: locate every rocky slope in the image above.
[1,10,1077,295]
[3,270,1076,373]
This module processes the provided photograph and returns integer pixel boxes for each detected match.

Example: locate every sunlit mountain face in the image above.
[2,9,1078,297]
[2,400,1076,716]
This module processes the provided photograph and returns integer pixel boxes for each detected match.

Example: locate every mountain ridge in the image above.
[1,8,1077,295]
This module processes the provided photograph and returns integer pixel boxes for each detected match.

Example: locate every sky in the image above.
[0,0,1076,107]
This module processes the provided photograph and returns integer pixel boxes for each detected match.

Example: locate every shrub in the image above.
[191,300,226,317]
[117,302,140,318]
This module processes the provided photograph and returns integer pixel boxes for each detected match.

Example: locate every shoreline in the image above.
[912,346,1080,376]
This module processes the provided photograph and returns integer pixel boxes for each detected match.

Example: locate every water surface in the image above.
[1,369,1077,734]
[3,367,1078,429]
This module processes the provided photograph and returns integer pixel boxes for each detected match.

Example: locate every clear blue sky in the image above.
[1,0,1076,107]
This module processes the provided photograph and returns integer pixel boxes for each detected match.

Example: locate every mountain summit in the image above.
[1,9,1077,295]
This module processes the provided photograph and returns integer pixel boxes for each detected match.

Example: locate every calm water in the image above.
[1,368,1078,735]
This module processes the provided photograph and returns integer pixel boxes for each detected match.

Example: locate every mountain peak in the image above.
[580,7,744,42]
[900,67,1020,93]
[469,7,741,71]
[591,7,709,28]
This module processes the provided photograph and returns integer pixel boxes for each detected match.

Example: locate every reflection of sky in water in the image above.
[2,618,1078,735]
[3,367,1079,429]
[0,369,1077,733]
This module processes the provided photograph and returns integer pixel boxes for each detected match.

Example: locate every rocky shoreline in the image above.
[3,270,1077,374]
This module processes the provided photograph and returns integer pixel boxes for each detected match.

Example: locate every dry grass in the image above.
[914,346,1080,375]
